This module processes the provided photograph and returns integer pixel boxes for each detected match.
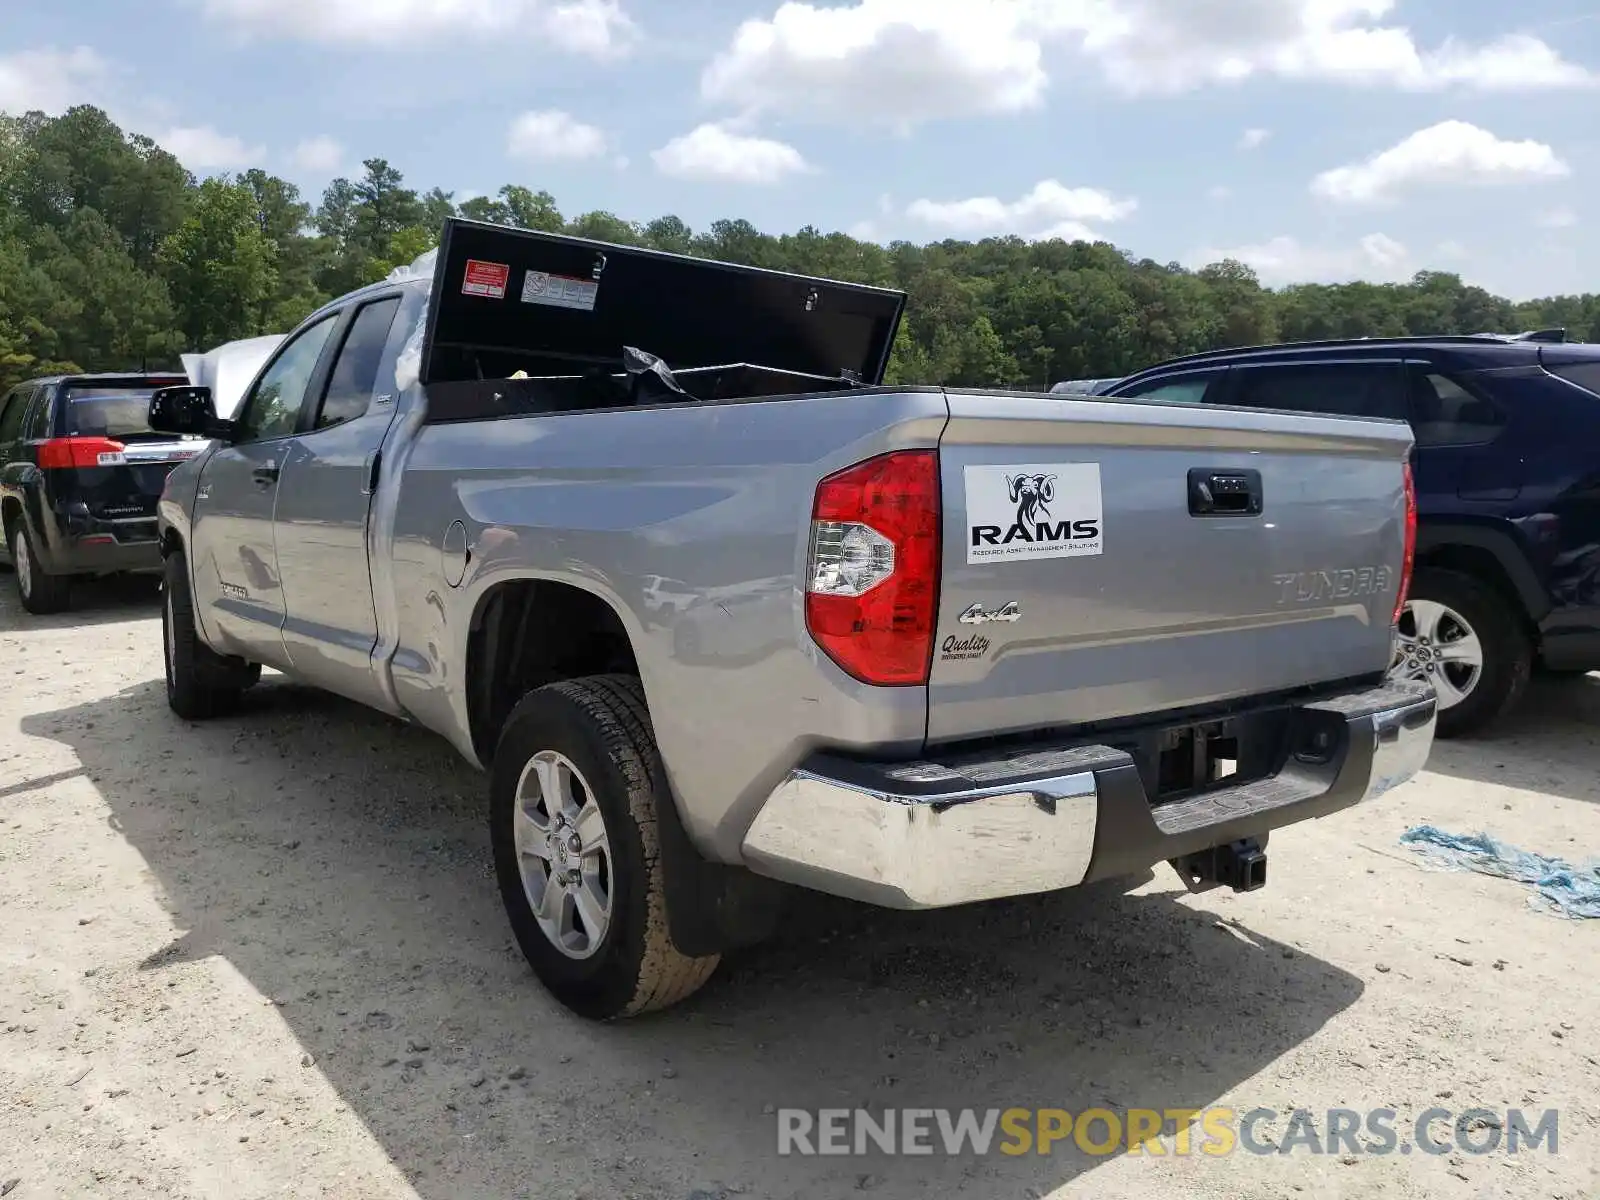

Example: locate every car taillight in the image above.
[805,449,941,686]
[1394,460,1416,626]
[38,437,126,469]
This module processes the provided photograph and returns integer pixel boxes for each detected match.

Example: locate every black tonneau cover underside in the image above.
[420,218,906,389]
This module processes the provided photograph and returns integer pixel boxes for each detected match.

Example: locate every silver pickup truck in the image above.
[150,219,1436,1020]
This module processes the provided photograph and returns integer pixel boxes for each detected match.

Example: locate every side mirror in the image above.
[149,385,229,439]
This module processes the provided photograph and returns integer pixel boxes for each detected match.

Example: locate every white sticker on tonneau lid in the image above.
[963,463,1103,564]
[521,269,599,312]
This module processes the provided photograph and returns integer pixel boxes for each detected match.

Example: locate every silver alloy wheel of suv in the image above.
[1391,597,1485,711]
[13,528,32,601]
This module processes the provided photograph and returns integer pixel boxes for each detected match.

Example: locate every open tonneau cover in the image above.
[415,218,907,397]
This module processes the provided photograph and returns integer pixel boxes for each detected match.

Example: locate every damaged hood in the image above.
[413,218,907,387]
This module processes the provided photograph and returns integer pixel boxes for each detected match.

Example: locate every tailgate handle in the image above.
[1188,468,1262,517]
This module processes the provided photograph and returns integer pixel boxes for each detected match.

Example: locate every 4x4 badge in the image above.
[959,601,1021,626]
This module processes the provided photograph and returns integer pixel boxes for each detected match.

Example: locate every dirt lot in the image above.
[1,580,1597,1200]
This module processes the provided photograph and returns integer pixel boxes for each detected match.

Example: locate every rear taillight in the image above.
[1394,460,1416,626]
[805,449,941,686]
[38,437,126,469]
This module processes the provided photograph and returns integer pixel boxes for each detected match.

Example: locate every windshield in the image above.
[61,385,172,440]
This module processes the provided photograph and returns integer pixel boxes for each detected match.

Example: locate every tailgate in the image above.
[77,440,206,520]
[929,391,1413,743]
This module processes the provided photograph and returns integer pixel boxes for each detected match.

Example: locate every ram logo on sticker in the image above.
[964,463,1103,563]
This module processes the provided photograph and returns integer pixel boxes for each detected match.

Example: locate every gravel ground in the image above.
[1,578,1597,1200]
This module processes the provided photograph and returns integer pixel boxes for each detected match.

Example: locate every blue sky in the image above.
[4,0,1599,299]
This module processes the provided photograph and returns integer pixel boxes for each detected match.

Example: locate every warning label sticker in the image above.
[522,270,599,312]
[462,259,509,299]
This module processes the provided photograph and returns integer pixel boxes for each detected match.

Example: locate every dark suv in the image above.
[1098,335,1600,738]
[1,372,205,614]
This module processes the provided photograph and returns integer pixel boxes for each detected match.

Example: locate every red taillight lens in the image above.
[805,449,941,686]
[37,437,126,469]
[1393,460,1416,626]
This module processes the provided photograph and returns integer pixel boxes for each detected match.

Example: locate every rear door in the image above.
[1405,363,1516,501]
[191,313,341,666]
[273,294,405,709]
[0,387,39,563]
[930,377,1413,742]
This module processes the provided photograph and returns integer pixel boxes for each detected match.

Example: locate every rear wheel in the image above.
[162,551,259,720]
[1390,567,1530,738]
[7,517,71,615]
[490,674,720,1020]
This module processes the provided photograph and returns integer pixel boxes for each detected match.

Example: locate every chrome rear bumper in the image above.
[741,679,1437,909]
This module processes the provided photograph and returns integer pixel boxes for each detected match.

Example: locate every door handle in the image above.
[1188,468,1262,516]
[252,462,280,488]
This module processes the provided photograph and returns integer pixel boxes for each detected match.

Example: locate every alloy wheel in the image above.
[1392,598,1485,711]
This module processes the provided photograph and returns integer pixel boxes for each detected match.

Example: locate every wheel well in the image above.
[466,580,640,764]
[1414,543,1534,630]
[1,496,19,538]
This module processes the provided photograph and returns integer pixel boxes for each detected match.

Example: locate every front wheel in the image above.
[162,551,259,719]
[490,674,720,1020]
[1390,567,1530,739]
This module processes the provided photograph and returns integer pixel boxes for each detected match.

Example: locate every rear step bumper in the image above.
[740,679,1436,909]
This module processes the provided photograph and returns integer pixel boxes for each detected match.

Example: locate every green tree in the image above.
[158,176,277,349]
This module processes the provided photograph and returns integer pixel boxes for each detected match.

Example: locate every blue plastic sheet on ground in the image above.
[1400,825,1600,919]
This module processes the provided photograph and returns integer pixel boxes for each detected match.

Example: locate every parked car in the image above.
[1100,335,1600,737]
[148,218,1434,1020]
[1,372,208,613]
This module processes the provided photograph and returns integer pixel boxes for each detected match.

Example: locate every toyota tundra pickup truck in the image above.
[149,218,1436,1020]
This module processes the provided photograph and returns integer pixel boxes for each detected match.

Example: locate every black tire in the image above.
[6,516,72,615]
[162,551,259,720]
[490,674,719,1020]
[1395,567,1531,739]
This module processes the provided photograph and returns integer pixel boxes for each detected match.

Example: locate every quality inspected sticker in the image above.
[462,259,510,299]
[964,463,1103,564]
[522,269,599,312]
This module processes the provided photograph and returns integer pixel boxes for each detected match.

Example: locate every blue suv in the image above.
[1098,334,1600,738]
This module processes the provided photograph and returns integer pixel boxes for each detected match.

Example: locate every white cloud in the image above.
[290,135,343,173]
[0,45,106,114]
[1239,127,1270,150]
[702,1,1047,128]
[199,0,635,56]
[1537,206,1578,229]
[1208,184,1233,201]
[160,125,266,171]
[698,1,1596,129]
[1195,232,1414,286]
[650,123,812,185]
[1311,120,1570,205]
[906,179,1136,242]
[507,110,609,161]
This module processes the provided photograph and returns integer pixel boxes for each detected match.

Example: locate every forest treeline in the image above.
[2,104,1596,392]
